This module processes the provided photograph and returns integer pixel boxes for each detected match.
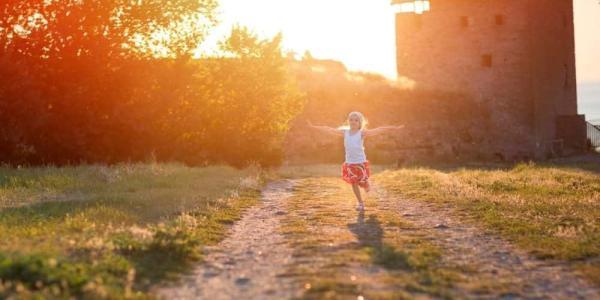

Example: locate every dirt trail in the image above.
[278,178,403,299]
[373,184,600,299]
[156,180,302,300]
[155,178,599,299]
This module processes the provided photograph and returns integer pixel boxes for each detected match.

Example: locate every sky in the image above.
[574,0,600,84]
[203,0,600,84]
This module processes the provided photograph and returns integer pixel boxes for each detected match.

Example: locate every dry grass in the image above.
[2,159,598,298]
[374,161,600,286]
[0,163,263,299]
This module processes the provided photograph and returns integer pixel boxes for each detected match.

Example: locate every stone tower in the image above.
[393,0,586,160]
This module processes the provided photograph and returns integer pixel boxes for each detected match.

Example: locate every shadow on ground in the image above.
[347,211,410,270]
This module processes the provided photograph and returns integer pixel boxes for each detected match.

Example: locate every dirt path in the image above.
[277,178,403,299]
[372,184,600,299]
[156,177,599,299]
[156,180,302,300]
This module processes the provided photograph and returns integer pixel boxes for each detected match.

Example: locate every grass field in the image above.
[274,159,600,296]
[374,160,600,286]
[0,163,263,299]
[1,158,599,299]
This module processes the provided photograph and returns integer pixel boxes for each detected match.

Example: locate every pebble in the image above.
[235,277,250,285]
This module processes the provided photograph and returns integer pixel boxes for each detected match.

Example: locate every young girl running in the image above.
[308,112,404,211]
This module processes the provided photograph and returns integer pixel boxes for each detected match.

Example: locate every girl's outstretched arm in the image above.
[363,125,405,137]
[307,120,344,137]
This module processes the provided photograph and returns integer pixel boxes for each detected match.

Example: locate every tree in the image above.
[0,2,305,166]
[0,0,218,59]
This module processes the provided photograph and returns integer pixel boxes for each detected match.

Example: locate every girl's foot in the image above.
[356,203,365,211]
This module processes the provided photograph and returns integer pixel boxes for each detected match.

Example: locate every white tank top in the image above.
[344,129,367,163]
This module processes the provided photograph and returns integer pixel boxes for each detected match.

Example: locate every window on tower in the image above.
[460,16,469,28]
[495,15,504,25]
[481,54,493,68]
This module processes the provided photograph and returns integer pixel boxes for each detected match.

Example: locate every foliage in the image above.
[0,0,219,59]
[0,1,304,167]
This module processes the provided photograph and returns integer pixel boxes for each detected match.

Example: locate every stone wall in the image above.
[528,0,579,155]
[394,0,580,160]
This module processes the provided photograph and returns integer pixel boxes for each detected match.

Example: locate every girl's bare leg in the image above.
[352,184,363,204]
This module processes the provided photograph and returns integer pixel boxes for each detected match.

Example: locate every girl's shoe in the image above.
[356,203,365,211]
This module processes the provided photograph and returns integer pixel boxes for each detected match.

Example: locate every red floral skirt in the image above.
[341,161,371,190]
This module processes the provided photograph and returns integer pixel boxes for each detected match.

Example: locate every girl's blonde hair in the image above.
[339,111,368,130]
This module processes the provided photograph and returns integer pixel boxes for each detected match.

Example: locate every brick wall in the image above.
[394,0,580,160]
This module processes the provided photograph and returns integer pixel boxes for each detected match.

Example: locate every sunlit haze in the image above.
[574,0,600,83]
[200,0,398,78]
[204,0,600,83]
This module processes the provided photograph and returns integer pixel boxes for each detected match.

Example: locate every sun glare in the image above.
[197,0,399,79]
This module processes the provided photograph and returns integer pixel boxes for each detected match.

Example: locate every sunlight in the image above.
[198,0,399,78]
[130,13,215,58]
[203,0,597,83]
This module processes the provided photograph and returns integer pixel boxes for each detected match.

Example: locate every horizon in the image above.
[206,0,600,84]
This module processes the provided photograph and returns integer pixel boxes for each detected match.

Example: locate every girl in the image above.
[308,112,404,211]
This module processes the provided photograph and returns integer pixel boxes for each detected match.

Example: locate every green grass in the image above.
[374,161,600,286]
[0,163,263,299]
[3,159,598,298]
